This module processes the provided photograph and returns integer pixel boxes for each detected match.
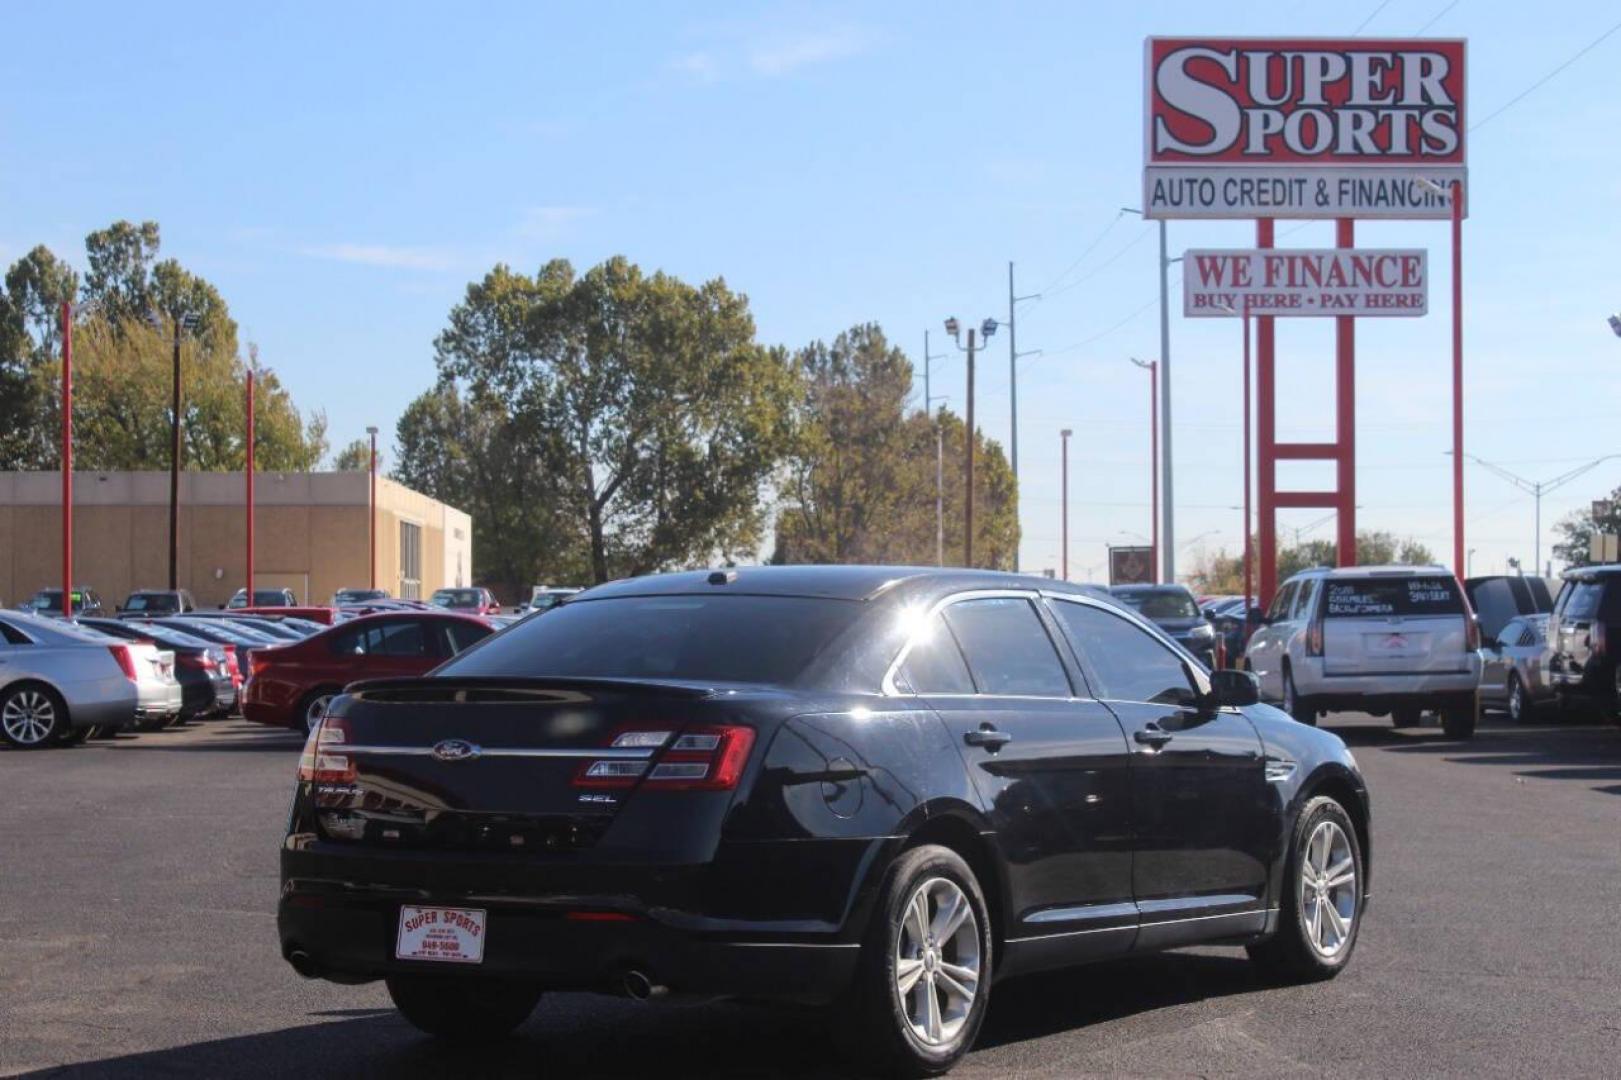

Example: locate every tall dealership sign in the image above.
[1143,37,1467,606]
[1144,39,1466,219]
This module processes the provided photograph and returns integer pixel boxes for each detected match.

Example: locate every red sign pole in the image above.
[1450,181,1465,577]
[1256,220,1277,611]
[1242,303,1253,635]
[1336,218,1357,566]
[246,367,255,600]
[60,302,73,618]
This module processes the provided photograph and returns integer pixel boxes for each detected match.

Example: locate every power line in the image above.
[1471,18,1621,132]
[1031,211,1126,299]
[1413,0,1461,33]
[1351,0,1396,34]
[1037,229,1153,302]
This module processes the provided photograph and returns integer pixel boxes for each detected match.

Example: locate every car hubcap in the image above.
[1301,821,1357,959]
[894,877,980,1048]
[306,695,334,732]
[3,691,56,745]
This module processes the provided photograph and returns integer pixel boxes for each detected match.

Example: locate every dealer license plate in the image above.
[396,905,487,964]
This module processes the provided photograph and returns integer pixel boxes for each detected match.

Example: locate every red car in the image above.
[241,611,495,731]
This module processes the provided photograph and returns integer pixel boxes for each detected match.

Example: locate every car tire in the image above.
[1390,707,1421,729]
[298,688,342,734]
[0,684,70,749]
[1281,668,1316,726]
[836,844,993,1078]
[1248,795,1364,982]
[1441,701,1477,739]
[1506,674,1532,725]
[385,975,542,1042]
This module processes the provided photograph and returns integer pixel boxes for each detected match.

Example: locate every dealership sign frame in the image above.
[1183,248,1428,318]
[1143,37,1467,220]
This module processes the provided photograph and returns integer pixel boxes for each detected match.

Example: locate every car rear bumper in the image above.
[277,836,877,1001]
[1295,658,1480,702]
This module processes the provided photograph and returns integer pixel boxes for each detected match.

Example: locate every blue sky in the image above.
[6,1,1620,581]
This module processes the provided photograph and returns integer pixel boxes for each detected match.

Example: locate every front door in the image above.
[1046,596,1272,948]
[892,596,1135,963]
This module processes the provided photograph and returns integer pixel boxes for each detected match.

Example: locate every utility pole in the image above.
[246,345,256,602]
[924,331,948,566]
[169,318,182,590]
[1060,429,1073,580]
[61,302,73,618]
[943,317,998,568]
[1007,262,1041,572]
[1121,208,1175,582]
[367,426,380,591]
[1130,358,1160,583]
[1456,451,1621,574]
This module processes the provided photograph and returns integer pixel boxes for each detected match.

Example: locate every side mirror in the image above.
[1208,668,1260,708]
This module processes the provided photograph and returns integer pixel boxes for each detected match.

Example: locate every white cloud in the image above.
[747,26,874,76]
[670,51,720,82]
[299,243,454,271]
[517,206,595,240]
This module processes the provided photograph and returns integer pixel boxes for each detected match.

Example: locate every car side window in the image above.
[0,621,32,645]
[893,612,975,694]
[441,620,493,656]
[328,626,368,655]
[940,597,1072,698]
[1269,582,1298,622]
[1290,580,1317,621]
[1049,600,1196,707]
[1496,620,1521,649]
[371,620,429,657]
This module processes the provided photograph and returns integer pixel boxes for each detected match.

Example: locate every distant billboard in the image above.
[1109,545,1156,586]
[1183,248,1427,317]
[1144,38,1466,219]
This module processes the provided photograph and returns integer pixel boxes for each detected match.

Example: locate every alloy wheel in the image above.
[305,694,335,733]
[2,690,59,746]
[1300,820,1357,959]
[893,876,981,1048]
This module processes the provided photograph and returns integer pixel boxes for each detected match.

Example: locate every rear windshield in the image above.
[437,594,862,685]
[433,589,481,606]
[1324,577,1464,618]
[124,593,176,611]
[1112,588,1200,620]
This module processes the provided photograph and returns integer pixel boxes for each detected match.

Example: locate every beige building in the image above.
[0,471,472,609]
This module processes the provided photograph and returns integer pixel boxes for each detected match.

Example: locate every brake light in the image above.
[573,725,757,791]
[1305,618,1324,657]
[248,650,270,678]
[296,717,355,784]
[108,644,139,683]
[1591,621,1606,657]
[224,649,242,685]
[177,652,217,671]
[1465,615,1482,652]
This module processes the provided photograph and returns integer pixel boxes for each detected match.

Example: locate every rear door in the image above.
[1551,579,1604,681]
[1321,575,1472,676]
[1480,617,1522,703]
[900,596,1135,943]
[1246,581,1298,699]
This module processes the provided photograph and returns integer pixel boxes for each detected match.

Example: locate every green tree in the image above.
[0,245,79,468]
[1189,530,1437,595]
[434,256,798,583]
[331,439,380,472]
[769,323,1018,568]
[1553,484,1621,568]
[392,381,588,597]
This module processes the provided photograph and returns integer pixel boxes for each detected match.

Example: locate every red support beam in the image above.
[1275,491,1343,509]
[1336,218,1357,566]
[1274,442,1343,460]
[1256,220,1277,609]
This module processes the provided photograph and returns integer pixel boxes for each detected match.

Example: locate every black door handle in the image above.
[1134,726,1174,748]
[963,725,1012,751]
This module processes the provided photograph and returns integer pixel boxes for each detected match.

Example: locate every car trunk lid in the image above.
[1321,575,1472,675]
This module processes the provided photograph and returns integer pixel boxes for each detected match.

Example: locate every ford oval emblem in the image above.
[431,739,481,763]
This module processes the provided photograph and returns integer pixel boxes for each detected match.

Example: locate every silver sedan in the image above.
[0,612,139,748]
[1479,614,1554,723]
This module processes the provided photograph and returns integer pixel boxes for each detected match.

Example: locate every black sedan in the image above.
[279,567,1370,1076]
[1108,583,1220,667]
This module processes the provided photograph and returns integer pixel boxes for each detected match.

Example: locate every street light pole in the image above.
[943,317,999,568]
[1122,208,1175,582]
[1060,428,1073,580]
[169,318,182,590]
[924,331,947,567]
[1456,451,1621,573]
[1130,358,1159,583]
[367,425,380,590]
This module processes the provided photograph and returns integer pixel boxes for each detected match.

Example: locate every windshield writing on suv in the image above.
[437,595,861,685]
[1325,577,1463,618]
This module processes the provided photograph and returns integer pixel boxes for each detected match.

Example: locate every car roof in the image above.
[1562,564,1621,580]
[1109,583,1189,594]
[576,565,1108,604]
[1285,564,1453,581]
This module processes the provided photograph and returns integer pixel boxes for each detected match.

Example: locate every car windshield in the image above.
[1112,588,1200,620]
[433,589,482,607]
[1325,576,1464,617]
[124,594,175,611]
[25,590,75,610]
[438,594,863,685]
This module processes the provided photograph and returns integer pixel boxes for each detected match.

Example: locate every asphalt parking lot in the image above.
[2,713,1618,1079]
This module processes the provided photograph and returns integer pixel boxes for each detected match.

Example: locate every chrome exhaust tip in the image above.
[621,969,668,1001]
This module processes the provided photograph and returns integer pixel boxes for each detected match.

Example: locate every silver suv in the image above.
[1245,566,1481,738]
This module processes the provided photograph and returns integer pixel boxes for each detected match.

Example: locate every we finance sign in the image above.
[1183,249,1428,317]
[1144,38,1466,220]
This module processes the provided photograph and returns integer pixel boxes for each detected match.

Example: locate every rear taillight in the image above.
[1305,619,1324,657]
[225,649,242,685]
[108,644,139,683]
[573,725,757,791]
[1465,616,1482,652]
[248,650,269,678]
[297,717,355,784]
[177,652,217,671]
[1591,621,1606,657]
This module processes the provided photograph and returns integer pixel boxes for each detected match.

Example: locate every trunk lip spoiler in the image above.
[344,675,725,701]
